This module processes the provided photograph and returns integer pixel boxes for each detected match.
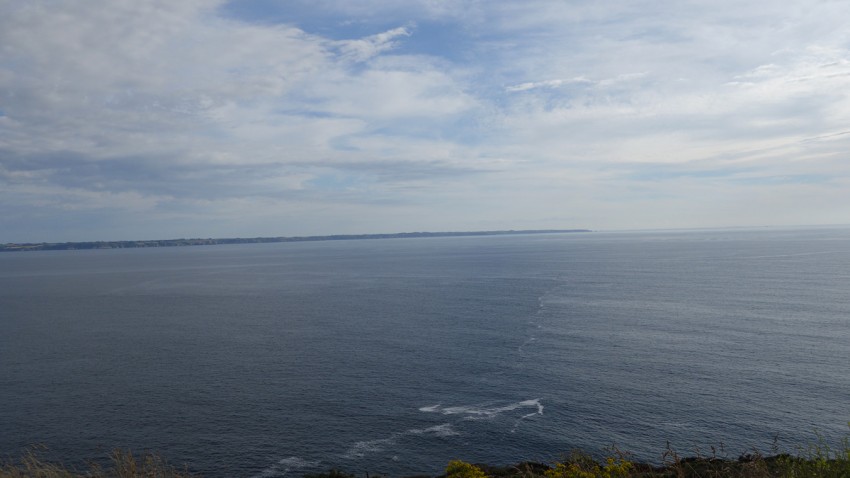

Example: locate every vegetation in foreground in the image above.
[0,449,193,478]
[3,435,850,478]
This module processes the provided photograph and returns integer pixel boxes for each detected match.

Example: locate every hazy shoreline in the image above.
[0,229,590,252]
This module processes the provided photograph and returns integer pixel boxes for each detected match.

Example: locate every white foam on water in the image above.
[409,423,459,437]
[342,436,398,459]
[278,457,321,468]
[523,398,545,415]
[255,456,321,478]
[342,400,542,462]
[255,467,281,478]
[511,399,544,433]
[420,399,543,421]
[342,423,460,460]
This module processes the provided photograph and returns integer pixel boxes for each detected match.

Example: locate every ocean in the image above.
[1,227,849,477]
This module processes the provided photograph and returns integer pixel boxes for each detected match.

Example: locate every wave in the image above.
[410,423,460,437]
[255,456,321,478]
[342,436,398,459]
[511,400,545,433]
[278,457,321,468]
[419,398,544,421]
[341,423,458,459]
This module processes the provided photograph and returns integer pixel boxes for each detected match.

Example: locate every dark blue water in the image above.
[1,228,849,476]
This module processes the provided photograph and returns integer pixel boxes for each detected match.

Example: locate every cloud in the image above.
[336,25,414,62]
[0,2,470,171]
[506,77,593,92]
[505,73,648,92]
[3,0,850,241]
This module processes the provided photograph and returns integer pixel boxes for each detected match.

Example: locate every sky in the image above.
[2,0,850,242]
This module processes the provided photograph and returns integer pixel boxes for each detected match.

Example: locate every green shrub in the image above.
[446,460,488,478]
[545,451,633,478]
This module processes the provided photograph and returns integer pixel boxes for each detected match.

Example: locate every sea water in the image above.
[1,228,849,476]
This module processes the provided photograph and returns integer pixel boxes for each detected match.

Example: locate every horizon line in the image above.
[0,229,593,252]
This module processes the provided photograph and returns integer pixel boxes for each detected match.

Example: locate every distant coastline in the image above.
[0,229,590,252]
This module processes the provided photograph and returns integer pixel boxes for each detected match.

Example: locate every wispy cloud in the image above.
[506,77,593,92]
[336,25,414,62]
[506,73,649,92]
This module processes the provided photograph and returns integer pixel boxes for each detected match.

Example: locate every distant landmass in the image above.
[0,229,590,252]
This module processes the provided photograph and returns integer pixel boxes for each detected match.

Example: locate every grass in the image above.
[442,432,850,478]
[3,433,849,478]
[0,448,194,478]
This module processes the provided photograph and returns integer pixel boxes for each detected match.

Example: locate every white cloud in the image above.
[506,77,592,92]
[3,0,850,240]
[336,25,413,62]
[0,1,469,164]
[506,73,648,92]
